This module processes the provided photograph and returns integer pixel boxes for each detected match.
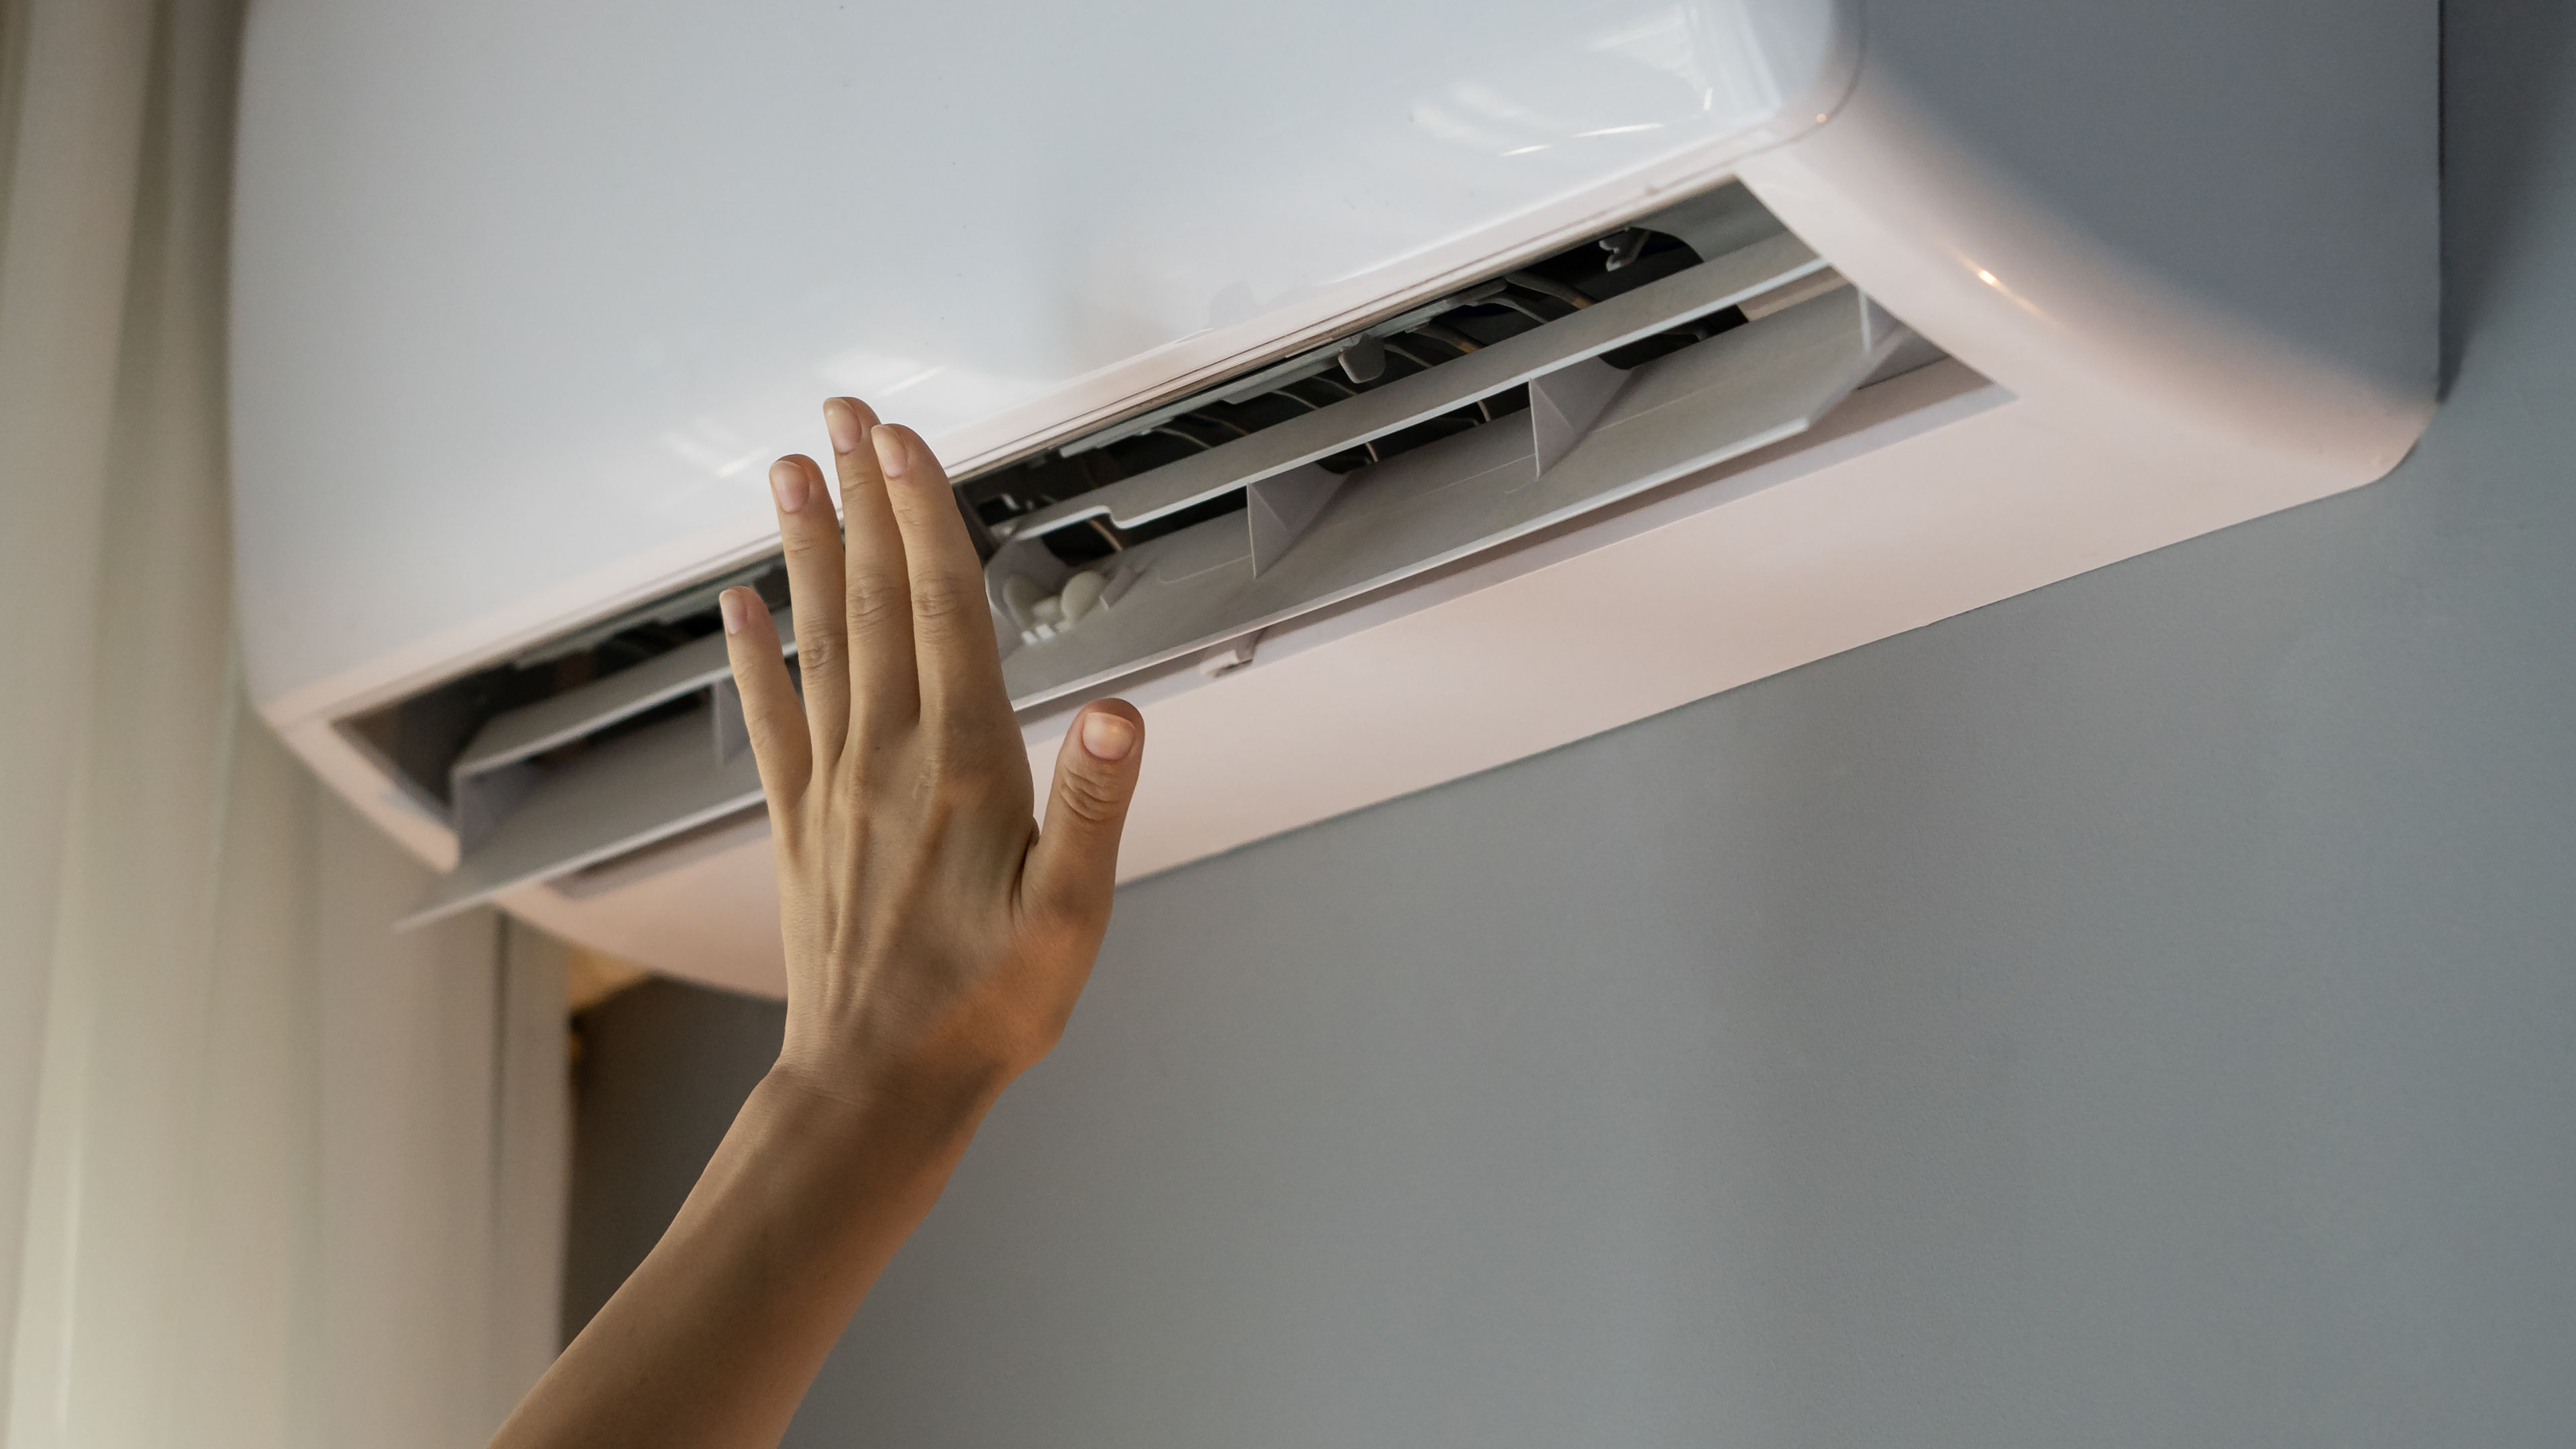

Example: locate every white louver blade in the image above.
[398,610,792,928]
[993,284,1907,708]
[1000,229,1825,538]
[397,205,1916,930]
[401,709,764,929]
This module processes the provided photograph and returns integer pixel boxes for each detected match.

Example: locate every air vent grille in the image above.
[372,180,1933,928]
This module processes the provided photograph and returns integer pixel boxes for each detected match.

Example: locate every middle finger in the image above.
[868,424,1012,732]
[823,396,920,733]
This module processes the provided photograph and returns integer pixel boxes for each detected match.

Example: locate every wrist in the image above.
[749,1059,999,1170]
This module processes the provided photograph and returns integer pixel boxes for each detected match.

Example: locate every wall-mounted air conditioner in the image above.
[232,0,2436,998]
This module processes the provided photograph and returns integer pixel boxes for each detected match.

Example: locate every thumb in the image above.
[1022,701,1145,929]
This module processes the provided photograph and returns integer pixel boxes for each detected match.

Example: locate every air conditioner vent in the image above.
[341,558,792,813]
[972,192,1911,710]
[953,182,1784,567]
[376,179,1934,930]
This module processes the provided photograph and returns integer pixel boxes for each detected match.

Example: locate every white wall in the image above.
[578,3,2576,1443]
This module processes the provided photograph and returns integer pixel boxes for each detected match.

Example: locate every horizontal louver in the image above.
[393,186,1925,928]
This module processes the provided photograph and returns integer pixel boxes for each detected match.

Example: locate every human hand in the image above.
[719,397,1144,1129]
[497,398,1139,1449]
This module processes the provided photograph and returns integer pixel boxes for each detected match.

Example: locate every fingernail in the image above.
[769,457,809,513]
[1080,710,1137,761]
[824,398,865,455]
[719,588,747,635]
[870,425,907,480]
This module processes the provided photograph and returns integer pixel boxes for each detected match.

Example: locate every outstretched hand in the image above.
[723,397,1144,1124]
[493,399,1142,1449]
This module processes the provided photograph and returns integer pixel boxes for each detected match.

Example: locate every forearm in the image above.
[490,406,1142,1442]
[493,1069,993,1449]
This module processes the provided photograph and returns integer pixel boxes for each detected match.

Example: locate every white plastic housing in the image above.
[233,0,2436,997]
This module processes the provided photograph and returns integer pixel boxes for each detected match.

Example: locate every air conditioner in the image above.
[232,0,2436,998]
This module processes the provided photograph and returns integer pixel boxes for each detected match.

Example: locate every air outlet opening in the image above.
[970,180,1907,708]
[342,560,790,810]
[370,175,1941,930]
[954,198,1746,559]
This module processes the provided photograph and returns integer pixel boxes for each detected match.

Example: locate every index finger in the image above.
[867,424,1011,728]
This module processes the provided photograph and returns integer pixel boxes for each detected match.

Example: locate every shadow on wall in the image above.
[561,978,784,1344]
[2443,0,2576,388]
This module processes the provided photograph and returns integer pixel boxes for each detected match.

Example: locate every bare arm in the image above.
[492,398,1145,1449]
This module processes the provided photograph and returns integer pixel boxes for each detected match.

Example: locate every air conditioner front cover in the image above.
[233,0,1854,731]
[231,0,2436,996]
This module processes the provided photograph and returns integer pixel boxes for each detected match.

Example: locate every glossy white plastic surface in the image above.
[233,0,1847,724]
[233,0,2437,997]
[1736,0,2435,490]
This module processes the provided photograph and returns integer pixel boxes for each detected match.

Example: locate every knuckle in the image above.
[846,574,908,633]
[912,741,1018,815]
[1054,763,1126,827]
[919,733,986,790]
[909,576,978,626]
[780,527,837,561]
[794,629,839,676]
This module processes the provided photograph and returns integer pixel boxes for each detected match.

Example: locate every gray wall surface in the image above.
[566,5,2576,1443]
[562,979,784,1339]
